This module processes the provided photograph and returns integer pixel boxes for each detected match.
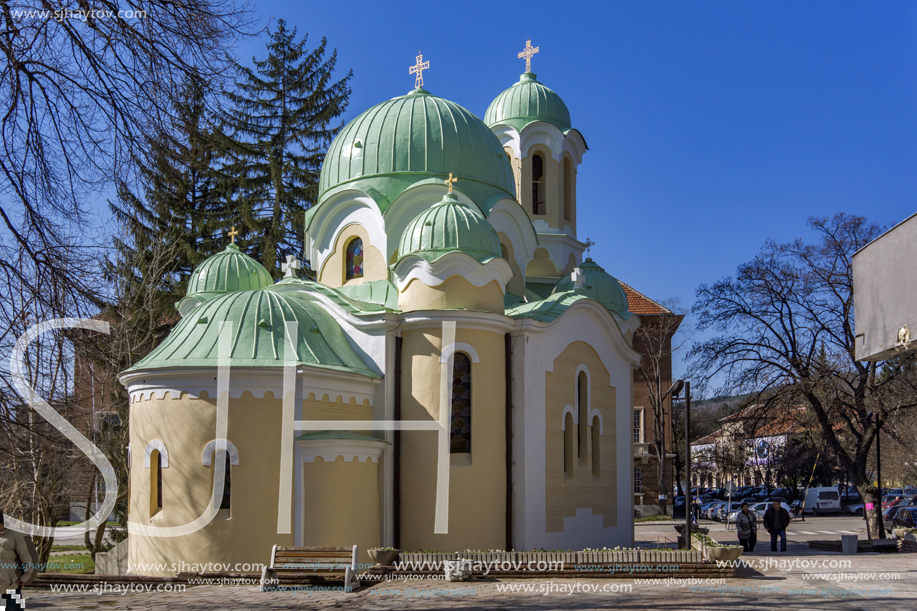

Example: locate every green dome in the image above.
[318,88,515,209]
[551,258,630,318]
[484,72,571,132]
[127,289,376,376]
[186,243,273,296]
[397,192,502,264]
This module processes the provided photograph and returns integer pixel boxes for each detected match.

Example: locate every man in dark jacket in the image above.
[763,501,791,552]
[0,511,36,611]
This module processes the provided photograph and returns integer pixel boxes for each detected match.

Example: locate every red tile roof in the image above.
[620,281,672,315]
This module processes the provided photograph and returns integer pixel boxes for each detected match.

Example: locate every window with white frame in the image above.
[633,408,643,443]
[634,466,642,493]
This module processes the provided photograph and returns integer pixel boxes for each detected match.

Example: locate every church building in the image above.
[121,44,654,574]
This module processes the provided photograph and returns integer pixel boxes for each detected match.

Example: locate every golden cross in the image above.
[228,226,239,244]
[409,51,430,89]
[444,172,458,194]
[518,39,539,73]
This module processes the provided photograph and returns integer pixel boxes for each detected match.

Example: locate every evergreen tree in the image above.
[217,19,352,277]
[108,75,229,304]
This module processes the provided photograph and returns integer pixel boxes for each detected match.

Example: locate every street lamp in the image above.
[665,380,691,547]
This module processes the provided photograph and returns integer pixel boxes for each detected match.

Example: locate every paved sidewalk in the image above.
[22,553,914,610]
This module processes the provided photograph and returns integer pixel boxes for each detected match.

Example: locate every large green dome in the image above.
[397,192,502,264]
[186,243,273,296]
[318,88,515,210]
[551,258,630,318]
[127,289,376,376]
[485,72,571,132]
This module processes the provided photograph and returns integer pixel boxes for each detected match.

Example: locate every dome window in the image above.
[532,153,546,216]
[346,237,364,280]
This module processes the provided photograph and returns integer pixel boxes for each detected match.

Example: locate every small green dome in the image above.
[127,289,376,376]
[551,258,630,318]
[186,243,273,296]
[484,72,571,132]
[397,192,502,263]
[318,88,515,209]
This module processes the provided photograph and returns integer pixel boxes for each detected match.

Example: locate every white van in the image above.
[804,487,841,515]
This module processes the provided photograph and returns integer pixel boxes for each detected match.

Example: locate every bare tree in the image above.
[688,213,917,538]
[633,299,687,514]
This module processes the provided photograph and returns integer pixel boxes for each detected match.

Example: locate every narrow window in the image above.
[346,238,364,280]
[150,449,162,516]
[633,408,643,443]
[577,372,587,461]
[531,154,545,215]
[592,416,601,478]
[563,412,574,476]
[219,452,231,511]
[634,467,642,494]
[450,353,472,453]
[563,157,573,221]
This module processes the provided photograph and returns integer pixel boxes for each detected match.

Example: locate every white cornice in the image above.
[297,439,387,464]
[399,310,515,335]
[391,252,514,294]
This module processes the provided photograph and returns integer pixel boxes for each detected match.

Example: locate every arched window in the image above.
[563,412,574,476]
[577,371,587,462]
[218,452,232,511]
[531,154,546,215]
[592,415,601,478]
[563,157,573,221]
[151,450,162,515]
[450,353,472,453]
[346,238,364,280]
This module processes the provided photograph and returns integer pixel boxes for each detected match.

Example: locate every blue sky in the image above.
[229,1,917,378]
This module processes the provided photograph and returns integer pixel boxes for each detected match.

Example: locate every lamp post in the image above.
[664,380,689,547]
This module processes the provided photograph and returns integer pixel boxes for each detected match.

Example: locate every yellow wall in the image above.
[544,341,618,532]
[303,456,380,566]
[399,327,506,551]
[318,223,386,287]
[129,390,374,576]
[526,248,560,278]
[399,277,505,313]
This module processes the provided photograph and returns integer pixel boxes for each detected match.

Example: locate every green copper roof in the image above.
[316,88,515,213]
[186,243,273,296]
[505,291,587,322]
[126,289,378,376]
[335,279,400,310]
[484,72,572,132]
[551,258,631,319]
[397,192,502,264]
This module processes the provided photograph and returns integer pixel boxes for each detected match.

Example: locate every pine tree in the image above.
[216,19,352,277]
[108,75,229,304]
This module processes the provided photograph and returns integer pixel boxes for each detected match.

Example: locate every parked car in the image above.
[884,504,911,531]
[700,501,721,520]
[845,502,865,516]
[804,487,841,515]
[882,488,905,497]
[891,507,917,532]
[717,502,744,522]
[727,501,793,523]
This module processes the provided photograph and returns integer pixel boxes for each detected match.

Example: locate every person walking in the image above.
[0,510,36,611]
[735,502,758,552]
[763,501,790,552]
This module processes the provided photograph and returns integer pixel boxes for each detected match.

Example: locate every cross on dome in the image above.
[444,172,458,194]
[227,226,239,244]
[282,254,301,278]
[584,237,595,258]
[518,39,539,73]
[409,51,430,89]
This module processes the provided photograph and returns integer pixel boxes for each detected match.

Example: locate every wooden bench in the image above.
[260,545,360,592]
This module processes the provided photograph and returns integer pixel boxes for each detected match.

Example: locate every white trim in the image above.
[391,252,514,294]
[305,192,387,276]
[590,410,604,436]
[562,129,588,166]
[438,342,480,364]
[560,405,578,430]
[297,438,387,464]
[490,124,522,161]
[488,198,539,277]
[384,184,482,262]
[202,439,240,466]
[520,124,566,162]
[400,310,515,335]
[143,440,169,468]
